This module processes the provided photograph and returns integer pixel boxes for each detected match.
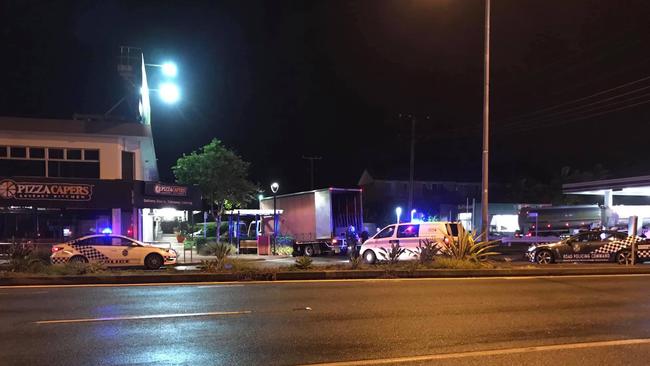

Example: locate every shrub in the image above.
[205,242,234,261]
[194,237,208,252]
[47,261,108,275]
[192,222,229,237]
[378,243,407,265]
[200,259,222,272]
[293,256,313,270]
[349,255,363,269]
[276,245,293,256]
[8,242,43,273]
[437,226,499,262]
[414,239,440,264]
[432,257,492,270]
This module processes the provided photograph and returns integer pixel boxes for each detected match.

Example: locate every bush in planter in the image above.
[293,256,313,270]
[205,242,236,260]
[194,237,208,252]
[275,245,293,256]
[192,222,229,238]
[437,226,499,262]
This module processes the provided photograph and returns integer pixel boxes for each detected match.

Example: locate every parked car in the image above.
[360,222,462,264]
[50,234,177,269]
[526,230,648,264]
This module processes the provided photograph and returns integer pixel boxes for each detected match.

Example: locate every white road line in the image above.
[2,273,650,290]
[195,284,244,288]
[0,291,48,295]
[299,338,650,366]
[35,310,252,325]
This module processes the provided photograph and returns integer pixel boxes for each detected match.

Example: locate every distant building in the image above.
[358,169,535,234]
[0,116,201,243]
[358,169,482,224]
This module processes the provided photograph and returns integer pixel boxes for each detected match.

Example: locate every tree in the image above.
[172,139,257,243]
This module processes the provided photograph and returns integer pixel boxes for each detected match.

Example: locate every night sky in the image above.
[2,0,650,194]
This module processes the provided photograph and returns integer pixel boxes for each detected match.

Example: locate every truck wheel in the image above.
[363,250,376,264]
[304,245,315,257]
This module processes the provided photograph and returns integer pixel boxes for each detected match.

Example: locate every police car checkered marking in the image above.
[591,236,639,255]
[638,250,650,258]
[69,245,110,262]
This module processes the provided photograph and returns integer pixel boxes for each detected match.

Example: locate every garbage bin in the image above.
[258,234,271,255]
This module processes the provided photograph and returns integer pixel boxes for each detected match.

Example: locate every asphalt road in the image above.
[2,275,650,365]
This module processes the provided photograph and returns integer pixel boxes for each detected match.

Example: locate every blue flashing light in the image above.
[101,228,112,235]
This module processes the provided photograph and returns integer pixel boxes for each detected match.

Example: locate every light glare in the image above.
[161,62,178,77]
[159,82,180,104]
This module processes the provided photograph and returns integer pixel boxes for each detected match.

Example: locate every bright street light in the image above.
[395,207,402,224]
[159,82,180,104]
[271,182,279,194]
[161,62,178,77]
[411,209,417,222]
[258,194,264,201]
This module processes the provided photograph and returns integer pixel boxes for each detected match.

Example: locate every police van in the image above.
[50,234,177,269]
[359,222,462,264]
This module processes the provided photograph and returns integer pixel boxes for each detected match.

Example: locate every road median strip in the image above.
[299,338,650,366]
[4,266,650,286]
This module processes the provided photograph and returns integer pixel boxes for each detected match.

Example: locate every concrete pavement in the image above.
[2,274,650,365]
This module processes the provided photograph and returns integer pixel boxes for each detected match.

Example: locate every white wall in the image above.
[0,132,152,180]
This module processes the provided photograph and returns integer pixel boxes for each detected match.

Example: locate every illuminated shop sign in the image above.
[0,179,93,201]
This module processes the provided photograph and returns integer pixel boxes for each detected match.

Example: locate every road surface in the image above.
[2,274,650,365]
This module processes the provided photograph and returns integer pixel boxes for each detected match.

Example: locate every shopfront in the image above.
[0,177,200,243]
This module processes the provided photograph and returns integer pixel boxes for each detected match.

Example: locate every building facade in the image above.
[0,116,200,243]
[358,169,482,224]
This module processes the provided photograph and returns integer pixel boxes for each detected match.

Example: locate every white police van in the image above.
[359,222,462,264]
[50,234,177,269]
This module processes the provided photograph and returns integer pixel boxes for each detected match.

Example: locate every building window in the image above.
[49,148,64,159]
[48,161,99,178]
[0,159,46,177]
[84,149,99,161]
[29,147,45,159]
[10,147,26,158]
[66,149,82,160]
[1,145,100,179]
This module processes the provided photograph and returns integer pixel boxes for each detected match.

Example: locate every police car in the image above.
[50,234,177,269]
[526,230,649,264]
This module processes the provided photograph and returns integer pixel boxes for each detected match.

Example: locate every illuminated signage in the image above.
[145,182,188,197]
[0,179,93,201]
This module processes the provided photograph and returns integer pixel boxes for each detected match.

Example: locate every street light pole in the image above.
[271,182,279,255]
[480,0,491,242]
[302,156,322,190]
[408,115,416,215]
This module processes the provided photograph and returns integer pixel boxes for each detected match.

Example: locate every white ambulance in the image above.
[359,222,462,264]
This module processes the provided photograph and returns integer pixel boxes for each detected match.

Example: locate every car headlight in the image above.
[528,245,537,252]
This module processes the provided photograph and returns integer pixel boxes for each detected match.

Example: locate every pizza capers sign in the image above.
[0,179,93,201]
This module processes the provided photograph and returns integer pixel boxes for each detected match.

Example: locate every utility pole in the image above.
[408,115,416,215]
[480,0,491,241]
[302,156,322,190]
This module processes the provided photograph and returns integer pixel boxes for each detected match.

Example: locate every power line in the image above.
[502,86,650,129]
[500,75,650,124]
[505,97,650,134]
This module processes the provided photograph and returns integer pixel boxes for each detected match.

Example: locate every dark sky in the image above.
[2,0,650,194]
